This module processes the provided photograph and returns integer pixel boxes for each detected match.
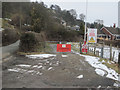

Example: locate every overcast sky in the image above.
[31,0,119,27]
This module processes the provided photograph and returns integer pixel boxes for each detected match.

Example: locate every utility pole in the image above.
[84,0,88,42]
[20,2,22,30]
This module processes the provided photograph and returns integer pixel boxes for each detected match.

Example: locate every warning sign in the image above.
[82,41,88,53]
[57,44,71,52]
[87,28,97,43]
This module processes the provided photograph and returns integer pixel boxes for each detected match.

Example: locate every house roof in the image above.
[97,27,120,35]
[105,27,120,34]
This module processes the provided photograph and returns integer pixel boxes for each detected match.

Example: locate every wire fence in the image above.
[39,41,120,63]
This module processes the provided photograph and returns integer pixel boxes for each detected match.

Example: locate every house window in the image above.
[116,36,120,40]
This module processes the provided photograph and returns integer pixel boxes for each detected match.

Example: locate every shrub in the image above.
[19,31,46,52]
[2,28,19,46]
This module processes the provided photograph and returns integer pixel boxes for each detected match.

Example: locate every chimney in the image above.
[113,23,116,28]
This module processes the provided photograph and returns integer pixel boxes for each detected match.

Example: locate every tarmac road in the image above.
[2,44,118,89]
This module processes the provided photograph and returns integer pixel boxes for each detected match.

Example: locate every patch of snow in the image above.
[62,55,67,57]
[5,18,12,21]
[8,68,27,73]
[8,68,20,72]
[113,83,118,87]
[27,70,34,73]
[39,73,43,75]
[95,69,105,76]
[36,72,40,75]
[26,54,56,59]
[32,65,38,68]
[50,63,52,65]
[101,60,105,63]
[111,61,115,64]
[37,65,42,69]
[107,61,111,64]
[38,63,42,65]
[79,54,119,82]
[46,61,49,63]
[97,85,101,88]
[42,66,46,70]
[77,75,83,79]
[16,64,31,68]
[48,67,53,70]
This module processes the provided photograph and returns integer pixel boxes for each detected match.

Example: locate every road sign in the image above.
[57,44,71,52]
[82,41,88,53]
[87,28,97,43]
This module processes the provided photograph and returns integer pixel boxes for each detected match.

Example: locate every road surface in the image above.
[1,40,20,60]
[2,44,118,89]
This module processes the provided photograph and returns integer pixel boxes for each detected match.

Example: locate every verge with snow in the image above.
[80,54,119,82]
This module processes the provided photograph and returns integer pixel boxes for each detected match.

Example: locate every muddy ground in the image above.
[2,44,118,89]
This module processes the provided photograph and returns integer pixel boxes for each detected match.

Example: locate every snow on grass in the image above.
[16,64,31,68]
[80,54,119,82]
[95,69,105,76]
[77,75,83,79]
[26,54,56,59]
[62,55,67,57]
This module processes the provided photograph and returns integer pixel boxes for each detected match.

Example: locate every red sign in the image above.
[82,41,88,53]
[57,44,71,52]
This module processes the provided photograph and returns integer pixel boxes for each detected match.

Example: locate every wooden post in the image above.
[44,42,46,52]
[112,51,115,61]
[110,44,112,60]
[118,53,120,68]
[80,42,82,54]
[96,51,99,57]
[101,43,104,58]
[87,43,89,54]
[94,43,96,55]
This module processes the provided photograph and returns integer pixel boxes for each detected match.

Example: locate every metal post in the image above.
[84,0,88,42]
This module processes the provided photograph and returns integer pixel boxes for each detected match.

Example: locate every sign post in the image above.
[87,28,97,43]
